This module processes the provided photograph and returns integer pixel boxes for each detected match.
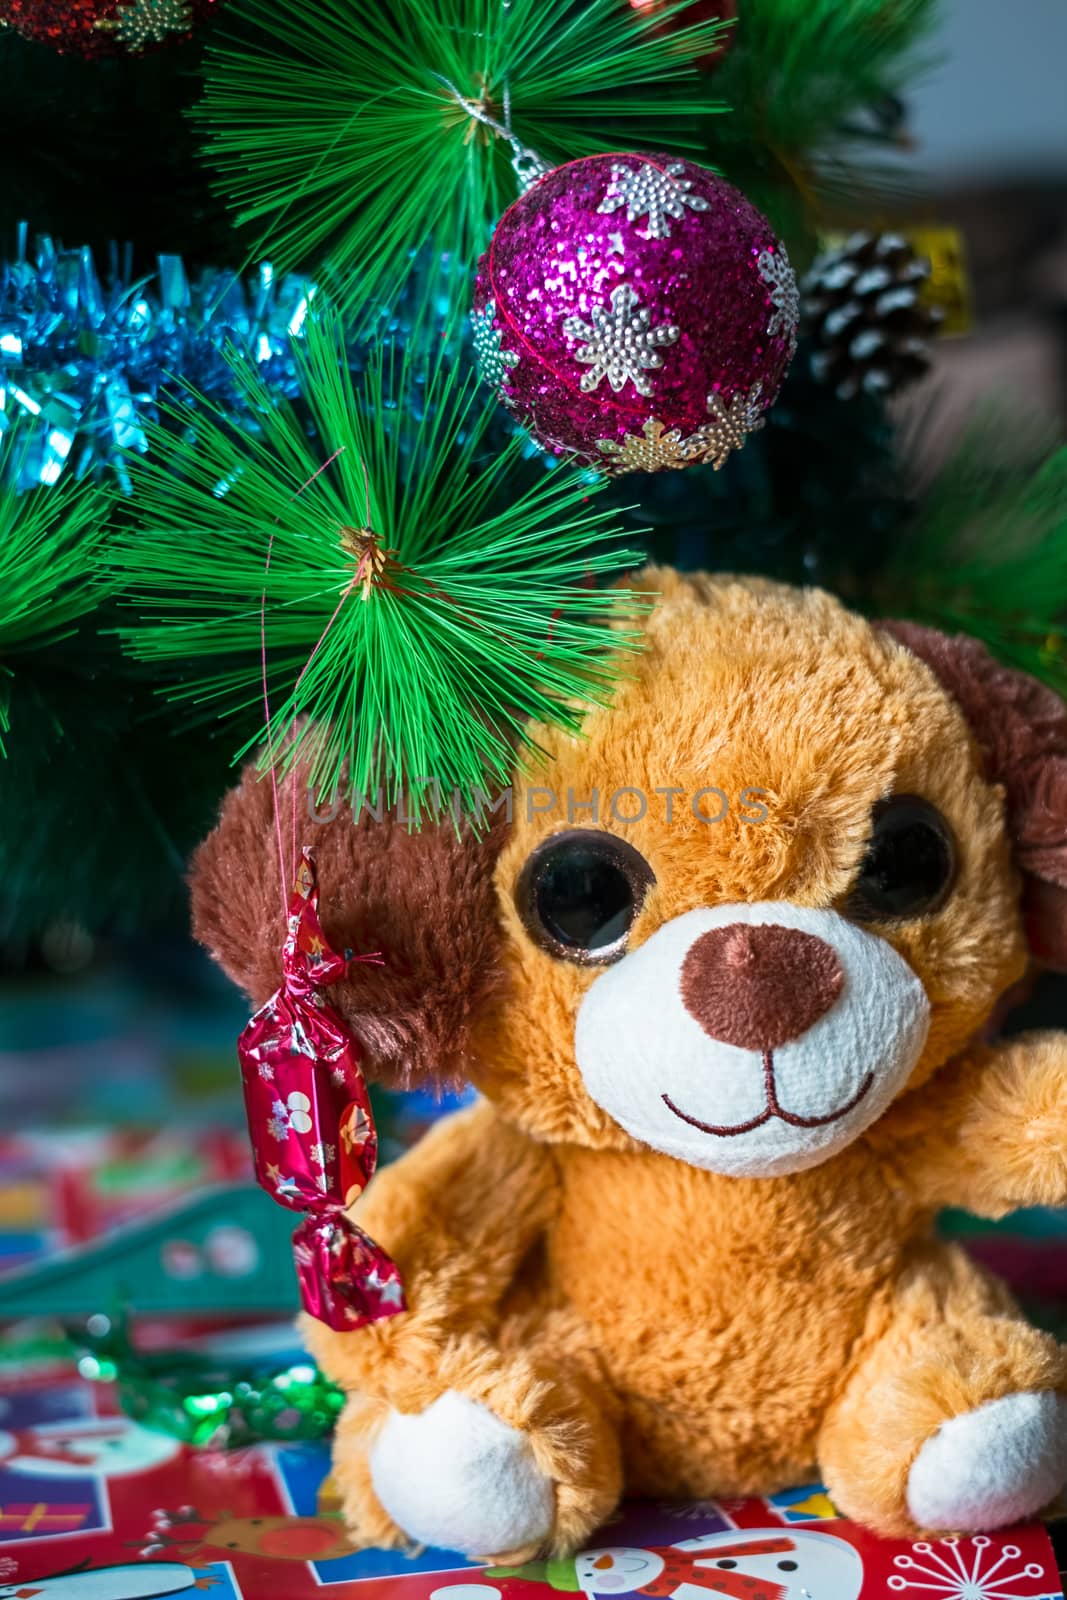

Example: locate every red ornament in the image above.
[0,0,222,59]
[630,0,737,72]
[237,847,405,1331]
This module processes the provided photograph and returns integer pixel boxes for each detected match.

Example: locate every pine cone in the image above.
[801,232,944,400]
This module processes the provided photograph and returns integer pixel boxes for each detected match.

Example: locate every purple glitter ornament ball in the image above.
[472,153,798,475]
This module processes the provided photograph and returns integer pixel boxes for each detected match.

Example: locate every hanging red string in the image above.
[241,450,405,1331]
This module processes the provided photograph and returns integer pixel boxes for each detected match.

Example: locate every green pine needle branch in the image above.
[0,435,111,755]
[198,0,727,327]
[114,307,650,815]
[874,409,1067,698]
[708,0,941,242]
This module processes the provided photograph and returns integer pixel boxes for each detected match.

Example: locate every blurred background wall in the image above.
[906,0,1067,443]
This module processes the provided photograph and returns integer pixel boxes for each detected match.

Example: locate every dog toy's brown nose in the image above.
[680,923,845,1050]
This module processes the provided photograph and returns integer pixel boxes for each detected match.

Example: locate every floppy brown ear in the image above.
[882,621,1067,970]
[189,761,509,1087]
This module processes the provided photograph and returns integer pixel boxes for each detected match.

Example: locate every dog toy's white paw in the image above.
[907,1391,1067,1530]
[369,1389,555,1557]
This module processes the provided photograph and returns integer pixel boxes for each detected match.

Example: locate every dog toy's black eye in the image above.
[515,829,656,964]
[845,795,957,921]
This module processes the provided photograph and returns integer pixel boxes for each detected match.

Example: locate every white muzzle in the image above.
[574,901,929,1177]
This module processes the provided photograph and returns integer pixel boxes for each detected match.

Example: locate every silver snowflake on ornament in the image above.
[888,1535,1050,1600]
[598,160,710,240]
[257,1061,275,1083]
[471,300,519,390]
[757,244,800,353]
[596,418,703,474]
[113,0,192,50]
[564,284,679,397]
[309,1141,336,1170]
[688,382,766,469]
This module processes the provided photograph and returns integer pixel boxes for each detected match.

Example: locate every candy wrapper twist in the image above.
[238,848,405,1329]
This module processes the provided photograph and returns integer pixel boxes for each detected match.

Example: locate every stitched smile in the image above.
[661,1050,875,1137]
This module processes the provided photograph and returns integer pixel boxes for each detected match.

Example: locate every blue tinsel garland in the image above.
[0,222,899,590]
[0,226,544,495]
[0,223,315,492]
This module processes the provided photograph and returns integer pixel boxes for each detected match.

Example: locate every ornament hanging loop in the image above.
[511,147,549,192]
[432,73,549,192]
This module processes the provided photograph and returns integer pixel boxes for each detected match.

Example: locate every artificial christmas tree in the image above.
[8,0,1050,937]
[0,0,1041,943]
[0,0,1064,1583]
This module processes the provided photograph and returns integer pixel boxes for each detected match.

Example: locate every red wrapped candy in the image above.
[238,848,404,1330]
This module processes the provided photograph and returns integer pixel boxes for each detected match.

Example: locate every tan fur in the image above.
[192,571,1067,1558]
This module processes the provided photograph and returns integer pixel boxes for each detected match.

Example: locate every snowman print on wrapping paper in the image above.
[575,1529,864,1600]
[0,1561,211,1599]
[0,1416,180,1479]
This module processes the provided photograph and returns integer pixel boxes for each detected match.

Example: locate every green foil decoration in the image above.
[71,1312,344,1448]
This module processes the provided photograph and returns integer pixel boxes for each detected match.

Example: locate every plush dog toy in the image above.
[191,570,1067,1561]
